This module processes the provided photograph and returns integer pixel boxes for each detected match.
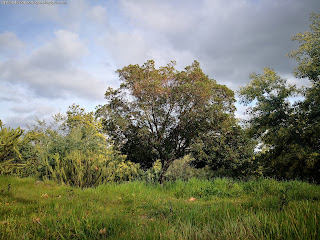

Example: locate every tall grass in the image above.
[0,176,319,239]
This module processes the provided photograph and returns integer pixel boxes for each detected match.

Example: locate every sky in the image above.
[0,0,319,128]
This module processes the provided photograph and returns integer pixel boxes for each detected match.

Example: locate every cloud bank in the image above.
[0,0,319,128]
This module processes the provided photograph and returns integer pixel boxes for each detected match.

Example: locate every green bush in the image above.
[164,155,210,181]
[0,126,26,175]
[140,159,162,183]
[44,148,140,188]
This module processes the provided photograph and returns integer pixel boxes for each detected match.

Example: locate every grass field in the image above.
[0,176,319,239]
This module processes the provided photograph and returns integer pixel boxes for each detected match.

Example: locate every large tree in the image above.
[96,60,235,183]
[288,13,320,181]
[239,13,320,182]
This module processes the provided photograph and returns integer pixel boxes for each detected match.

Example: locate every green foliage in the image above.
[288,13,320,82]
[0,126,26,175]
[97,60,236,182]
[13,104,140,186]
[140,159,162,183]
[288,14,320,182]
[44,149,139,188]
[239,14,320,182]
[286,13,320,181]
[191,122,257,178]
[238,68,318,180]
[239,68,297,140]
[164,155,210,181]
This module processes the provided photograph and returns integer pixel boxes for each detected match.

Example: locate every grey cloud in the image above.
[120,0,194,33]
[117,0,320,89]
[0,82,25,103]
[9,104,56,116]
[3,114,36,129]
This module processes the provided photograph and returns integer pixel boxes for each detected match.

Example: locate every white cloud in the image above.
[36,0,89,31]
[0,32,25,57]
[0,30,105,100]
[147,47,196,70]
[88,6,108,26]
[102,30,150,66]
[30,30,88,70]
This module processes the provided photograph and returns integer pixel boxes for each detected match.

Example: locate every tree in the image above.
[239,68,297,141]
[288,13,320,181]
[0,126,25,174]
[288,13,320,83]
[96,60,235,183]
[25,105,139,186]
[191,120,256,178]
[26,104,109,162]
[239,68,302,179]
[239,14,320,182]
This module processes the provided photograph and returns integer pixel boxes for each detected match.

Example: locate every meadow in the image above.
[0,176,319,239]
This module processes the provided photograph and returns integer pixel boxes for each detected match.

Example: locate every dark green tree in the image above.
[191,120,256,178]
[239,68,301,179]
[288,13,320,181]
[239,14,320,182]
[96,60,236,183]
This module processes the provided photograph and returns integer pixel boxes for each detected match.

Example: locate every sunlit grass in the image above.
[0,176,319,239]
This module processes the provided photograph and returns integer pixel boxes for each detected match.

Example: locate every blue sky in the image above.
[0,0,319,128]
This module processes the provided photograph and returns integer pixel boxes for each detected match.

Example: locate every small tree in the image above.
[0,125,24,174]
[97,60,235,183]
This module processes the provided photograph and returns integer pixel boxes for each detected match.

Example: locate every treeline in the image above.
[0,14,319,185]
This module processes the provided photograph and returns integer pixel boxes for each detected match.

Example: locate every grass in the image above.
[0,176,319,239]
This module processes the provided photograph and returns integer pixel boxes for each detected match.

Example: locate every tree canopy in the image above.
[288,13,320,83]
[97,60,237,182]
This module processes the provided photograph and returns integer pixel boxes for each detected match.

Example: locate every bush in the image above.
[164,155,210,181]
[43,148,140,188]
[0,126,27,175]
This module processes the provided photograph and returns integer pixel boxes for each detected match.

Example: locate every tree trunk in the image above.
[158,160,171,185]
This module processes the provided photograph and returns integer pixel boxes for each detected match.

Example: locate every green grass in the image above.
[0,176,319,239]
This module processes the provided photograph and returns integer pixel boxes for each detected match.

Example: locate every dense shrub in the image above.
[164,155,210,181]
[44,149,140,188]
[0,105,141,187]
